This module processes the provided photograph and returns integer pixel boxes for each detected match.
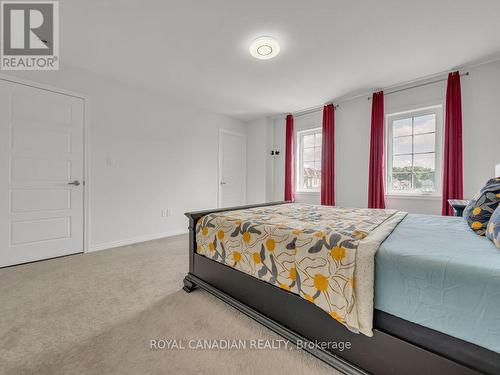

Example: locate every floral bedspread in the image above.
[195,203,404,336]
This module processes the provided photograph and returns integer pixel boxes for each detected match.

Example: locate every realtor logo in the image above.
[1,1,59,70]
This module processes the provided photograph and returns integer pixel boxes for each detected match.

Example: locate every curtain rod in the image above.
[279,70,470,119]
[292,103,339,118]
[367,72,469,100]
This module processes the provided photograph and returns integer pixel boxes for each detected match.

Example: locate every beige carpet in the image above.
[0,235,340,375]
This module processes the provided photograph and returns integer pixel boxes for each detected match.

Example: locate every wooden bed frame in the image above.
[183,202,499,375]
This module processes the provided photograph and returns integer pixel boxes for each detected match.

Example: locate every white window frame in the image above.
[386,105,443,198]
[296,127,322,193]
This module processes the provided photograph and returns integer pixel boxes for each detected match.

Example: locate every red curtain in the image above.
[321,104,335,205]
[368,91,386,209]
[284,114,295,202]
[442,71,463,215]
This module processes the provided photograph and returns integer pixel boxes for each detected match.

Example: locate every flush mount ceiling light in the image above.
[249,36,280,60]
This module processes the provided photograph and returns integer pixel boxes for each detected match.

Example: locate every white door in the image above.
[0,80,85,267]
[219,130,246,208]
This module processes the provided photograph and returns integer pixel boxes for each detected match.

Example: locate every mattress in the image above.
[375,214,500,353]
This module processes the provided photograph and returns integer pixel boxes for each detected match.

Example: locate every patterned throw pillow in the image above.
[463,178,500,235]
[486,206,500,248]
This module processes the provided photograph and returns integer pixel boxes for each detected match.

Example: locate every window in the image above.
[387,106,442,195]
[297,128,322,192]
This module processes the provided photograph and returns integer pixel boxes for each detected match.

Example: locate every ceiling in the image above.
[61,0,500,120]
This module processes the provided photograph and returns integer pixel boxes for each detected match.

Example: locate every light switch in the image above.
[106,157,116,166]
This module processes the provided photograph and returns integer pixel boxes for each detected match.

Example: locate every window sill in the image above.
[385,194,441,201]
[296,191,320,195]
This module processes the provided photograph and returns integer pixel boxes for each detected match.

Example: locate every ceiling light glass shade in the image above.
[249,36,280,60]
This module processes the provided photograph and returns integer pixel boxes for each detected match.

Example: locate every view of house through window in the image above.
[387,106,441,195]
[297,128,322,192]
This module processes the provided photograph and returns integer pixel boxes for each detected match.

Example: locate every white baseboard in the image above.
[88,229,188,253]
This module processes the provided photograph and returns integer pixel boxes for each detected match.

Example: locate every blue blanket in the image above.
[375,214,500,353]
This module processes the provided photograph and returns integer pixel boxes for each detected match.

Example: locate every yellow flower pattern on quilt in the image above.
[195,203,397,331]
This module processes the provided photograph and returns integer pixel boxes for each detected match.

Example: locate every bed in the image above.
[183,202,500,375]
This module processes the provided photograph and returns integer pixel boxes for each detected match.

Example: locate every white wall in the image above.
[462,61,500,197]
[5,67,246,250]
[335,97,371,208]
[247,59,500,215]
[246,117,273,204]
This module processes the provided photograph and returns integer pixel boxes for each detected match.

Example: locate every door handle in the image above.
[220,181,226,185]
[68,180,81,186]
